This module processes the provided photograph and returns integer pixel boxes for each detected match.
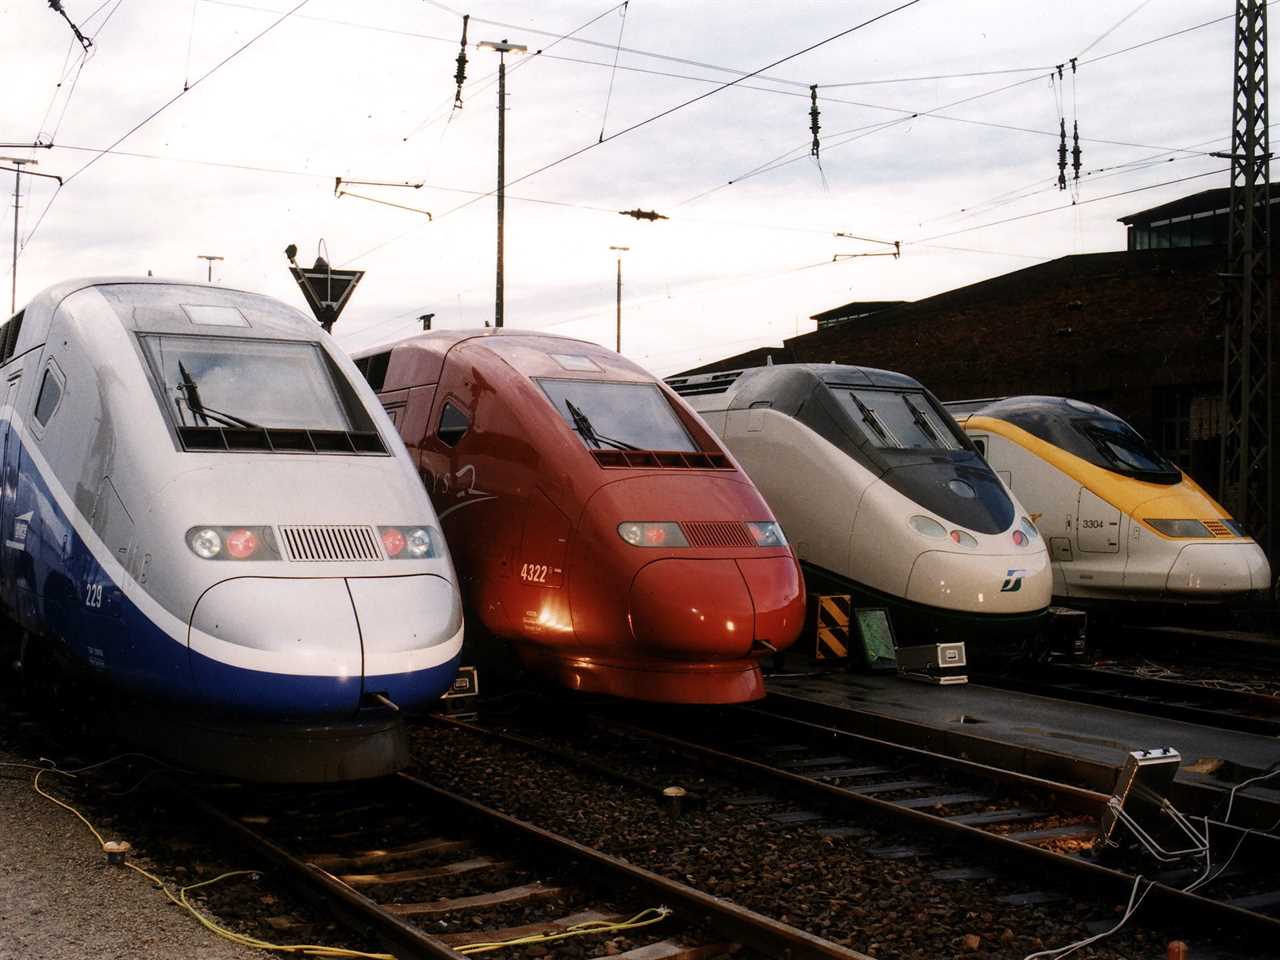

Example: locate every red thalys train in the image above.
[353,330,803,703]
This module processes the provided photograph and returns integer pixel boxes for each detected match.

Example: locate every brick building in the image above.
[676,189,1280,504]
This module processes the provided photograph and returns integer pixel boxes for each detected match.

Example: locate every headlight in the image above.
[1020,517,1039,540]
[186,525,279,560]
[746,521,787,547]
[379,525,443,559]
[949,529,978,548]
[617,522,688,547]
[1145,519,1213,538]
[909,515,946,538]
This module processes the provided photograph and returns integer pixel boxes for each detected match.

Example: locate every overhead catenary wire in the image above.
[13,0,315,268]
[344,0,927,267]
[907,167,1228,246]
[597,1,630,142]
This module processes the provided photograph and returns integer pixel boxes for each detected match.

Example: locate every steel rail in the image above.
[392,771,871,960]
[170,780,467,960]
[610,716,1280,940]
[167,771,869,960]
[760,688,1280,831]
[428,712,704,806]
[973,664,1280,736]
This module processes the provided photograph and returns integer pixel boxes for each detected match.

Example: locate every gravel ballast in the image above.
[0,749,259,960]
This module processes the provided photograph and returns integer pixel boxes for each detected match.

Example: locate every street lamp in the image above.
[478,39,526,328]
[609,246,630,354]
[197,254,224,282]
[1,156,62,314]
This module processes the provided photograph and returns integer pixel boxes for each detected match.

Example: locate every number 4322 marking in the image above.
[520,563,548,583]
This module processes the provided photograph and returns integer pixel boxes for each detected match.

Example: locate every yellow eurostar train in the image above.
[948,396,1270,609]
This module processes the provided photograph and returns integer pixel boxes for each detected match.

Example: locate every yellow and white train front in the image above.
[958,397,1270,605]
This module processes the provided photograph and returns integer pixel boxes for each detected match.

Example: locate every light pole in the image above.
[609,246,630,353]
[197,254,224,283]
[479,39,526,328]
[1,157,61,314]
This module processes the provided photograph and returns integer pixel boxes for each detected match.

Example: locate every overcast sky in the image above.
[0,0,1252,374]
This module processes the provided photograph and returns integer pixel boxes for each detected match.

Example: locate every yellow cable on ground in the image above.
[455,906,672,955]
[28,767,394,959]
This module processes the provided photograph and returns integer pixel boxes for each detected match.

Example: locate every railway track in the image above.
[435,698,1280,952]
[972,660,1280,736]
[171,771,866,960]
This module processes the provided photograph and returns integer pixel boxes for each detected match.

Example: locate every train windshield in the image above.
[837,388,964,451]
[538,379,697,452]
[1074,417,1180,480]
[141,335,353,431]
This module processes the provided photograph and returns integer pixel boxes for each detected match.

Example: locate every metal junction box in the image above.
[896,642,968,685]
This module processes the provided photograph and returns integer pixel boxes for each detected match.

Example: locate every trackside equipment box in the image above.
[895,642,968,684]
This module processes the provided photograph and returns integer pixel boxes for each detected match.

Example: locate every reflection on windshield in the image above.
[142,335,353,431]
[538,379,697,452]
[1076,418,1178,477]
[842,389,963,450]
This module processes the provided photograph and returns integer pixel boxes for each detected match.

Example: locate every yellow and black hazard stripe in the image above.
[814,594,852,660]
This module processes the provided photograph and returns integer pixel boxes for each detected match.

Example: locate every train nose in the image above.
[348,575,464,708]
[1166,541,1271,595]
[189,576,462,718]
[905,548,1052,613]
[629,557,803,658]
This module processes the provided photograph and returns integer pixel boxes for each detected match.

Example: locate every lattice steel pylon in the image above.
[1220,0,1274,561]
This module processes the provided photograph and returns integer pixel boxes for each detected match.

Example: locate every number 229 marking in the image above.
[84,583,103,608]
[520,563,548,583]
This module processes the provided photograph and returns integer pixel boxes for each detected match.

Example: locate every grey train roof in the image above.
[666,363,922,411]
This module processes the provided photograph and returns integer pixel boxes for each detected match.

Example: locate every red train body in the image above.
[355,330,803,703]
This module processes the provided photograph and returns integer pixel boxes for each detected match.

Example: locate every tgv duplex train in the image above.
[354,329,804,703]
[1,278,463,781]
[667,365,1052,647]
[950,396,1270,608]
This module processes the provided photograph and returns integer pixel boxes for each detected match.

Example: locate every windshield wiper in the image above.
[903,395,949,448]
[563,399,640,451]
[849,393,895,446]
[177,362,262,430]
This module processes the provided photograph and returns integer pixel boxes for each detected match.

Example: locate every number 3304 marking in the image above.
[520,563,548,583]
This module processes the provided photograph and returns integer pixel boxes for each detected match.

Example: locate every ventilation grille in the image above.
[280,525,382,561]
[665,369,745,396]
[592,449,733,470]
[1203,520,1233,538]
[680,521,754,548]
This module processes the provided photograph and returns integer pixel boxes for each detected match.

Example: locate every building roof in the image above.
[671,345,792,378]
[1117,182,1280,225]
[810,299,909,323]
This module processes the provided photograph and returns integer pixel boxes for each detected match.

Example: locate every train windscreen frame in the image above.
[834,386,965,451]
[1073,417,1181,483]
[140,335,385,456]
[537,378,698,453]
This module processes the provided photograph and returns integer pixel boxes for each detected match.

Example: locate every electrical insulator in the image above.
[1057,118,1068,191]
[809,84,821,159]
[1072,121,1082,183]
[453,14,470,109]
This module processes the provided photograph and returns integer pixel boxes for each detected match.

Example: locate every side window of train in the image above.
[356,351,391,391]
[33,361,65,429]
[972,437,987,457]
[437,401,470,447]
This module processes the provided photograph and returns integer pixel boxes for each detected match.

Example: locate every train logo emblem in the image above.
[1000,569,1027,592]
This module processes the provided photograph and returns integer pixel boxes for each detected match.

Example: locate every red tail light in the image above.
[381,527,406,557]
[226,528,259,559]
